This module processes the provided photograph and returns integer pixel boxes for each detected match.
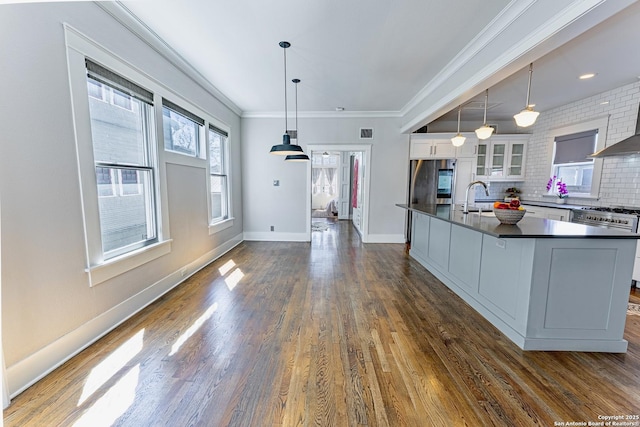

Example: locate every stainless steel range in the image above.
[571,207,640,233]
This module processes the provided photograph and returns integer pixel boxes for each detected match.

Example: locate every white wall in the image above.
[242,117,409,242]
[0,3,242,396]
[520,80,640,207]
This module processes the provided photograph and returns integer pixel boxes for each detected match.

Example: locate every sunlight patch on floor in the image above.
[218,259,236,276]
[78,329,144,406]
[225,268,244,291]
[169,303,218,356]
[73,364,140,427]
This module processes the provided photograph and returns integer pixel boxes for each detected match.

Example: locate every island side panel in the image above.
[476,235,535,336]
[525,238,635,352]
[448,224,482,292]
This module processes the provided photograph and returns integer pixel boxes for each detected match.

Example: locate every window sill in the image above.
[209,217,234,235]
[86,239,173,287]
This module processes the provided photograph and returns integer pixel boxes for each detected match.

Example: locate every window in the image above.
[552,130,597,194]
[86,59,158,259]
[209,125,229,223]
[162,99,204,158]
[548,117,608,199]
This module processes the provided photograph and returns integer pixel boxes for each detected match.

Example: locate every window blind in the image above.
[209,124,228,137]
[162,99,205,126]
[554,129,597,164]
[85,59,153,105]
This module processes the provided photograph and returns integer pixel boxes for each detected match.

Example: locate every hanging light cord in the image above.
[457,105,462,132]
[483,89,488,125]
[294,80,298,135]
[525,63,533,108]
[283,45,288,133]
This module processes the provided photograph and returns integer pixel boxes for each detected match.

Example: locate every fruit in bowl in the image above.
[493,199,524,210]
[493,200,526,224]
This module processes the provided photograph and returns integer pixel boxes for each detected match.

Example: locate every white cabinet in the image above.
[520,204,572,222]
[455,137,478,158]
[475,135,528,181]
[410,134,457,159]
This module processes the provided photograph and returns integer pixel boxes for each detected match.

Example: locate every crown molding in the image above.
[95,1,242,116]
[242,110,403,119]
[400,0,536,117]
[400,0,634,133]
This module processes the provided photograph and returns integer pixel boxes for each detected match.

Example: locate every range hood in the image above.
[590,104,640,158]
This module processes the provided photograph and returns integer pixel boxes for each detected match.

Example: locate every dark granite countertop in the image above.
[475,199,589,210]
[397,203,640,239]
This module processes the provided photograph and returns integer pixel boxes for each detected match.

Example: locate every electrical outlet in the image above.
[273,180,280,186]
[270,226,275,231]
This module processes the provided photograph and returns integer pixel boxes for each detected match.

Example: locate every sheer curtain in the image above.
[324,168,337,195]
[312,168,323,194]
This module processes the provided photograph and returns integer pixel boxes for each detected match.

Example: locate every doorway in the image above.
[305,144,372,243]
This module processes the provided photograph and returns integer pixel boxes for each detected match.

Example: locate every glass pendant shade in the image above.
[514,63,540,128]
[451,134,466,147]
[513,107,540,128]
[475,125,494,140]
[475,89,494,140]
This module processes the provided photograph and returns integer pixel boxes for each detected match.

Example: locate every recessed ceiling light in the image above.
[600,101,610,105]
[579,73,597,80]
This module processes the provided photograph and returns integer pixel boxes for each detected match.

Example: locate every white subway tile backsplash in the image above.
[521,81,640,206]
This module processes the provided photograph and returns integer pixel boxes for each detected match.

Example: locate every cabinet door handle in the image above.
[433,146,437,155]
[430,146,433,155]
[474,146,477,155]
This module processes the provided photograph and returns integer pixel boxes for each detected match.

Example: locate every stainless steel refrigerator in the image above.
[405,159,457,244]
[409,159,456,205]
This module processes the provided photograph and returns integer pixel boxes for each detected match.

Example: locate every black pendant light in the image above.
[285,78,310,162]
[270,41,304,156]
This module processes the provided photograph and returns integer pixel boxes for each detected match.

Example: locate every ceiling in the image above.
[117,0,640,128]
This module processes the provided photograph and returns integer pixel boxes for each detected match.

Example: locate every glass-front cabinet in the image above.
[475,135,528,181]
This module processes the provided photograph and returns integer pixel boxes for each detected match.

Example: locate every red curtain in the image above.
[352,158,358,208]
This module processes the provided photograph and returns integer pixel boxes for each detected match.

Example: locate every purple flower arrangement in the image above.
[547,176,569,199]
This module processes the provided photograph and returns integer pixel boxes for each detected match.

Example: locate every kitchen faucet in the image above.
[463,180,489,214]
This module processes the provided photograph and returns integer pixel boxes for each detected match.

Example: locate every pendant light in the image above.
[285,78,310,162]
[451,105,466,147]
[270,41,304,155]
[513,63,540,128]
[475,89,494,140]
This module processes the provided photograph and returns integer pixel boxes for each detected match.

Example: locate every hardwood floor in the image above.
[5,220,640,426]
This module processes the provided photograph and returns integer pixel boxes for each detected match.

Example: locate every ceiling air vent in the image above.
[360,128,373,139]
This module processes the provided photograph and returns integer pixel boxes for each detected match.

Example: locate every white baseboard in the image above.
[363,234,405,244]
[6,233,243,399]
[243,232,310,242]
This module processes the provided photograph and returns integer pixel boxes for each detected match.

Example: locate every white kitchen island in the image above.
[398,203,639,353]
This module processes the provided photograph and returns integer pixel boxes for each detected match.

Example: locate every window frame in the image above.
[162,99,206,159]
[547,116,609,200]
[66,26,172,287]
[207,122,234,235]
[208,125,230,224]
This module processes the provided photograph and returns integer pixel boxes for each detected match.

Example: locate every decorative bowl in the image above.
[493,209,526,225]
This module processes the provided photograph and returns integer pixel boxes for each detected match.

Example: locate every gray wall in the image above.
[241,116,409,241]
[0,3,242,395]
